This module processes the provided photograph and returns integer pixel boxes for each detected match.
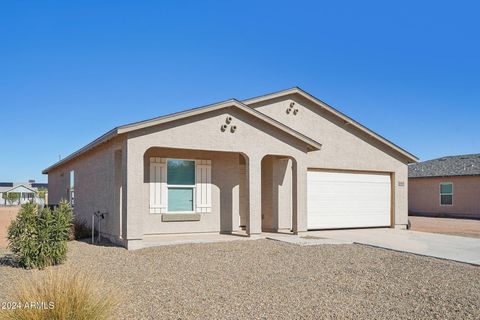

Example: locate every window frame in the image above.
[439,182,453,206]
[166,158,196,213]
[69,170,75,207]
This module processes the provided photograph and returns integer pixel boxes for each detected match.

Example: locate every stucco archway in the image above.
[260,154,296,233]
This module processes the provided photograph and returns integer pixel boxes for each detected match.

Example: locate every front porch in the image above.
[120,146,308,249]
[140,230,350,248]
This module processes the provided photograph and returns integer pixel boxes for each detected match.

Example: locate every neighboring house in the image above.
[43,87,417,249]
[409,154,480,219]
[0,181,48,206]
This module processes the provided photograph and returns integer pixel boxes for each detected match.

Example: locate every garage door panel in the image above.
[307,171,391,229]
[309,215,390,229]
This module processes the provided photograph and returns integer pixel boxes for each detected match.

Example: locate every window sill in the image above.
[161,213,201,222]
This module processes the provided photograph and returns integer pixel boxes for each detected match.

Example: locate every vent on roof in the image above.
[438,158,447,161]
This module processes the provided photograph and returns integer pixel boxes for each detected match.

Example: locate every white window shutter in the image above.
[150,157,167,213]
[196,160,212,213]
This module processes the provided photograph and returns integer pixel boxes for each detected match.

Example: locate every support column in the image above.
[124,140,145,250]
[292,159,308,234]
[246,155,262,236]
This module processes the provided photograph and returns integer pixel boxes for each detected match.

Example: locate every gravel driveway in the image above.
[1,239,479,319]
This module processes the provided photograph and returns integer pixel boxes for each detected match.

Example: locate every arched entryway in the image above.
[261,155,296,233]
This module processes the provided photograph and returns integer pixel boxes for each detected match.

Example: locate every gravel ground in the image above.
[1,239,479,320]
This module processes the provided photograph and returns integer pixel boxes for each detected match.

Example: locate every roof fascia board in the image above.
[42,128,118,174]
[5,184,37,193]
[43,98,322,174]
[243,87,418,163]
[117,99,321,150]
[232,99,322,151]
[117,100,236,134]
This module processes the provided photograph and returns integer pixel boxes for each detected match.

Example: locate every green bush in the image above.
[7,201,73,269]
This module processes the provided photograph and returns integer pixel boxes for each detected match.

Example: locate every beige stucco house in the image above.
[43,88,417,249]
[409,154,480,219]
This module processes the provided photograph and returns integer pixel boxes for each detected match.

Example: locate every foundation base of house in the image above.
[124,239,144,250]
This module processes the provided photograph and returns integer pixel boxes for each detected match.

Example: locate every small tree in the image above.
[4,192,20,205]
[37,188,47,201]
[7,200,73,269]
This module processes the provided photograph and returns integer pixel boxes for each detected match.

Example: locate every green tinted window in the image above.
[168,188,194,212]
[167,160,195,185]
[440,183,452,194]
[440,195,453,205]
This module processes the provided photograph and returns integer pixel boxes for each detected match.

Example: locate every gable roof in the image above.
[0,184,37,194]
[42,99,322,174]
[243,87,418,163]
[409,154,480,178]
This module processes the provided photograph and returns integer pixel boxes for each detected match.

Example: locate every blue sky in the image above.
[1,1,479,182]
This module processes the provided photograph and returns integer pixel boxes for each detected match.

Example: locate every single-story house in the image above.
[409,154,480,219]
[43,87,417,249]
[0,181,47,206]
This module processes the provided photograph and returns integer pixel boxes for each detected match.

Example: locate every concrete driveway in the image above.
[309,228,480,265]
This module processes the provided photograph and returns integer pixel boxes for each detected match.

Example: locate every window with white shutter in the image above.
[150,158,212,215]
[196,160,212,213]
[150,157,167,213]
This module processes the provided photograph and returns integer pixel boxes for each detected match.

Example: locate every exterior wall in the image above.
[45,92,414,248]
[276,158,293,230]
[261,156,292,231]
[47,137,126,243]
[249,94,411,227]
[409,176,480,218]
[142,148,241,235]
[238,160,247,227]
[261,156,274,230]
[125,106,309,247]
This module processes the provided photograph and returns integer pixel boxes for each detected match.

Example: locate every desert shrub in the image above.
[69,217,93,240]
[7,200,73,269]
[0,268,117,320]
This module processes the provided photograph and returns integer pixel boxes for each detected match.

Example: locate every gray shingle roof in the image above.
[409,154,480,178]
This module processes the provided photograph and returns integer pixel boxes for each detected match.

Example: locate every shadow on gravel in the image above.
[0,253,18,268]
[76,238,122,248]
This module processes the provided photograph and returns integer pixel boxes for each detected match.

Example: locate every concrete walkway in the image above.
[141,233,257,248]
[266,234,352,246]
[309,228,480,265]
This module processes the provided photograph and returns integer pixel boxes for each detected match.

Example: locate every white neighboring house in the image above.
[0,182,47,206]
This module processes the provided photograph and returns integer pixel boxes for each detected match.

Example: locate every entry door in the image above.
[307,171,391,229]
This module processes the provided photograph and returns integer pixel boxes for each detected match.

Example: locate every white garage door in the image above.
[307,171,391,229]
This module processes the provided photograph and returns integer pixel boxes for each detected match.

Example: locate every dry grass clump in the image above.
[0,268,117,320]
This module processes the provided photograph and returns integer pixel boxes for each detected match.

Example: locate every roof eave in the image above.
[118,99,322,150]
[43,98,322,174]
[243,87,418,163]
[3,184,37,194]
[409,174,480,179]
[42,128,119,174]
